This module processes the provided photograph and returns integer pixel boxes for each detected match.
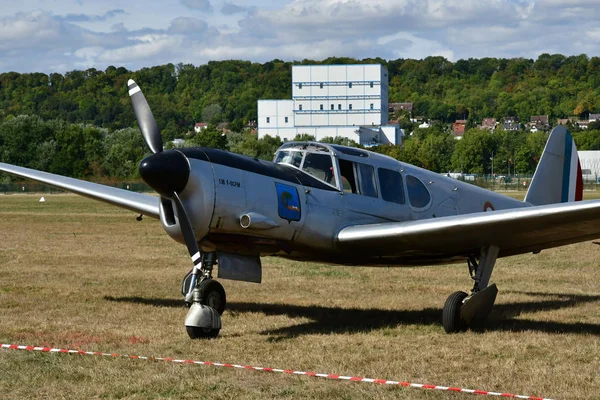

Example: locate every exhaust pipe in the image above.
[239,212,279,230]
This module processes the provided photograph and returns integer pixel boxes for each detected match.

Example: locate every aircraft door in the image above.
[375,167,413,221]
[338,158,381,219]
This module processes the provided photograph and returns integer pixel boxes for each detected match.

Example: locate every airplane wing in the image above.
[0,162,160,218]
[337,200,600,259]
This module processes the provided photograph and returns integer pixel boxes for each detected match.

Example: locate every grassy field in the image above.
[1,193,600,399]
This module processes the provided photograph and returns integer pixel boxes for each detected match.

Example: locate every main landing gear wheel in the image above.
[442,291,468,333]
[197,279,226,315]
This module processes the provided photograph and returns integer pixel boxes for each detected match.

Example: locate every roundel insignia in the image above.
[275,182,301,222]
[483,201,495,212]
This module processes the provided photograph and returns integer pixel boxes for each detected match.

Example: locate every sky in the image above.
[1,0,600,73]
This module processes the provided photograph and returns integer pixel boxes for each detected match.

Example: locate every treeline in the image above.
[3,115,600,182]
[3,54,600,139]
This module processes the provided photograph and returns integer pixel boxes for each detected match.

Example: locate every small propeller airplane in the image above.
[2,79,600,339]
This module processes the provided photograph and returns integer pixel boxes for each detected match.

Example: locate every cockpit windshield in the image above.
[302,153,336,186]
[274,150,303,168]
[274,148,337,188]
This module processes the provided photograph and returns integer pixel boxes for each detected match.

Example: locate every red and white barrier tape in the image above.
[1,343,552,399]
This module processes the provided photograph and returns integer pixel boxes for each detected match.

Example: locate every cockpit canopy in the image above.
[274,143,338,188]
[274,142,432,211]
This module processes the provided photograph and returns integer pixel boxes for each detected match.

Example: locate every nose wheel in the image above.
[182,252,227,339]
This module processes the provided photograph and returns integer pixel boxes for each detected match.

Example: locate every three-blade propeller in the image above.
[128,79,202,268]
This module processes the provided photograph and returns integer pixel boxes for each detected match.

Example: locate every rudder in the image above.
[524,125,583,206]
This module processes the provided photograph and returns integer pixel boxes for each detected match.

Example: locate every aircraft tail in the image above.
[525,126,583,206]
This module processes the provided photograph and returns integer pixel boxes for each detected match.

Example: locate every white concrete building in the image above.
[579,151,600,182]
[258,64,402,146]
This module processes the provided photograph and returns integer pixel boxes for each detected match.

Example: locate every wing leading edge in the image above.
[0,162,159,218]
[337,200,600,260]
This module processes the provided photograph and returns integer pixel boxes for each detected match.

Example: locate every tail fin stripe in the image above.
[575,160,583,201]
[561,132,573,203]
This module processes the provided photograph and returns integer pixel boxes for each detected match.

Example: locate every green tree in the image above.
[188,124,228,150]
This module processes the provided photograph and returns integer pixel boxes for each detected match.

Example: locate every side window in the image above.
[378,168,405,204]
[338,160,377,198]
[302,153,336,186]
[338,159,357,193]
[406,175,431,208]
[356,163,377,197]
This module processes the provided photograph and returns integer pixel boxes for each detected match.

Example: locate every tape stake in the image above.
[1,343,553,400]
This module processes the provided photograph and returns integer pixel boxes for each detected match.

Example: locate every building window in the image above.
[349,104,353,111]
[266,117,270,123]
[370,103,374,110]
[320,83,323,89]
[370,82,374,88]
[349,82,353,88]
[299,104,303,111]
[285,117,288,123]
[320,104,324,110]
[338,104,342,110]
[331,104,334,110]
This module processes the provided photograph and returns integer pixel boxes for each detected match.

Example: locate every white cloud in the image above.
[3,1,600,73]
[168,17,208,34]
[98,35,183,63]
[181,0,213,12]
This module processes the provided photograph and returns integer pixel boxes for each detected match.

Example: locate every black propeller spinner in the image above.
[128,79,202,268]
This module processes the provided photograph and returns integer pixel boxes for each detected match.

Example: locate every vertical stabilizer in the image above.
[525,126,583,206]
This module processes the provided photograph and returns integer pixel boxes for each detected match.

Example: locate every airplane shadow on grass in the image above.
[104,291,600,338]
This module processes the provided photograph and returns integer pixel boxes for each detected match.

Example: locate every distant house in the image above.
[389,102,413,114]
[194,122,208,133]
[578,120,590,129]
[452,120,466,138]
[530,115,549,125]
[528,115,549,132]
[589,113,600,122]
[502,122,520,131]
[558,117,579,125]
[418,121,430,129]
[479,118,497,130]
[216,122,230,134]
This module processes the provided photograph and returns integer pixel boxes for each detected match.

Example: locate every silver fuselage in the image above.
[157,142,528,266]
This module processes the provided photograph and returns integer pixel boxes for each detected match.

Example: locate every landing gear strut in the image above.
[442,245,499,333]
[182,252,226,339]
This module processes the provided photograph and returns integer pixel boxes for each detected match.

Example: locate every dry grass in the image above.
[1,193,600,399]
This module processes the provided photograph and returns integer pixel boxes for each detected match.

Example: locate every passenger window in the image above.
[356,163,377,197]
[378,168,405,204]
[274,150,303,168]
[406,175,431,208]
[302,153,336,186]
[338,160,377,197]
[338,159,357,193]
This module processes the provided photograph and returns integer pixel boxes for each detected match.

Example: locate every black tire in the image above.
[186,326,220,339]
[197,279,226,315]
[442,291,468,333]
